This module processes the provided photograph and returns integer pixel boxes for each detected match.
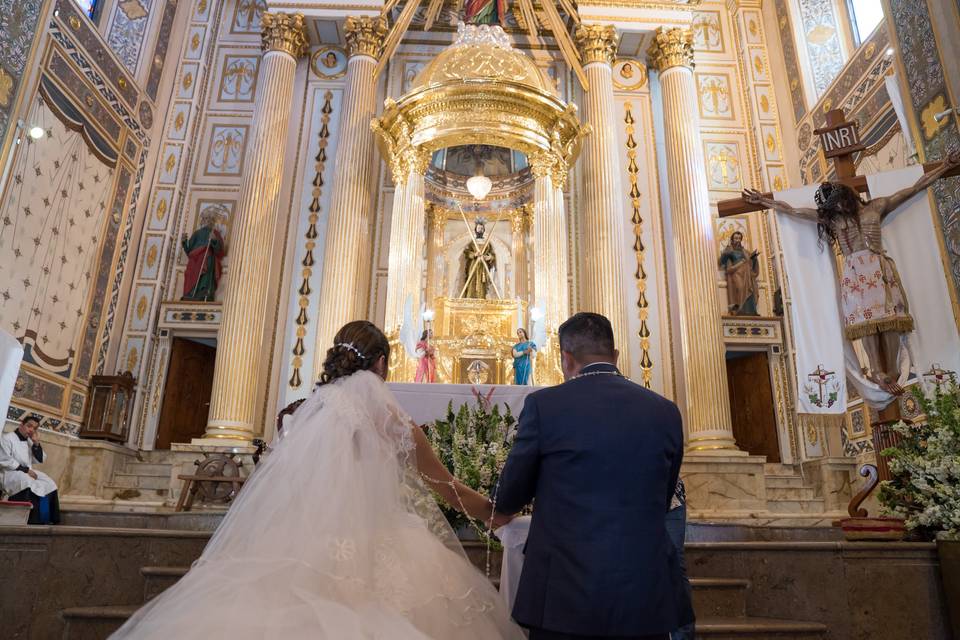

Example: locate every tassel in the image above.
[302,251,314,267]
[313,173,324,187]
[305,224,318,240]
[315,148,326,163]
[289,369,302,388]
[299,279,311,296]
[297,307,308,325]
[293,337,305,356]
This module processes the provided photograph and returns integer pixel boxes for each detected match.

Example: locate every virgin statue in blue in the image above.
[512,328,537,385]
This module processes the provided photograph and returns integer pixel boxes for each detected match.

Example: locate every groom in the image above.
[495,312,693,640]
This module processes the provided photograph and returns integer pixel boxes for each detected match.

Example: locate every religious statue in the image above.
[464,0,507,26]
[463,217,496,299]
[742,150,959,394]
[414,329,437,383]
[466,359,491,384]
[718,231,760,316]
[512,328,536,385]
[181,208,226,301]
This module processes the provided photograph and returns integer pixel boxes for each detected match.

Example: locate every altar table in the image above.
[387,383,540,426]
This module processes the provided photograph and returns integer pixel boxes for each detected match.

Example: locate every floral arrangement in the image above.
[424,398,517,538]
[879,385,960,537]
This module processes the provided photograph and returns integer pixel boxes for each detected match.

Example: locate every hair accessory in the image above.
[336,342,366,360]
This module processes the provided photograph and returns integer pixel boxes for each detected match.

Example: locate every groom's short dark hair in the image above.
[558,312,615,358]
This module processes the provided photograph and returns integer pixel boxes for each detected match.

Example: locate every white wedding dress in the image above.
[111,371,523,639]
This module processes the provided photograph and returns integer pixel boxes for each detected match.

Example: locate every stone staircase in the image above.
[61,542,827,639]
[764,463,826,515]
[101,460,174,502]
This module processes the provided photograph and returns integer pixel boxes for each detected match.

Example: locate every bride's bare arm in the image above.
[410,425,496,525]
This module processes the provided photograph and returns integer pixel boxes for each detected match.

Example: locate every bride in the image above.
[112,321,523,639]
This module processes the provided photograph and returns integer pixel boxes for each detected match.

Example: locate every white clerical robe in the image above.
[0,431,57,497]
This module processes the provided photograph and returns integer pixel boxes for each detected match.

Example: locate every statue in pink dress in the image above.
[414,329,437,383]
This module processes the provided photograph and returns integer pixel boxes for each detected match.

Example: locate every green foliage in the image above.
[424,399,517,539]
[878,385,960,537]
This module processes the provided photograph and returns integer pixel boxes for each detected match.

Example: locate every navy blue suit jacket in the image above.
[496,363,694,636]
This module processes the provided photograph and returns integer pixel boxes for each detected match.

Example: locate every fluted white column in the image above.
[313,16,387,371]
[649,28,736,451]
[202,14,307,443]
[383,158,428,336]
[575,24,629,373]
[424,204,446,306]
[531,157,569,333]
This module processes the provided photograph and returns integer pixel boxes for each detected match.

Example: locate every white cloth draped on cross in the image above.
[773,165,960,416]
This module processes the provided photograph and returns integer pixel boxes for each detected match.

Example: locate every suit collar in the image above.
[577,362,620,376]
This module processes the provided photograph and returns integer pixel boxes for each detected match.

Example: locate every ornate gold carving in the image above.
[118,77,127,89]
[624,102,652,387]
[920,94,948,141]
[0,68,13,108]
[344,15,387,60]
[647,28,694,72]
[574,24,619,66]
[260,12,308,58]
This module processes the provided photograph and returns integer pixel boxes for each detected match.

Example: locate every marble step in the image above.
[141,565,750,620]
[61,606,825,640]
[765,474,807,489]
[61,605,136,640]
[765,498,826,514]
[697,615,827,637]
[766,486,818,501]
[691,578,749,618]
[108,472,171,490]
[764,463,799,476]
[119,462,172,476]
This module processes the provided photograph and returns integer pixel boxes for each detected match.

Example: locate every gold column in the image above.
[383,148,429,336]
[313,16,387,371]
[424,204,446,306]
[511,206,529,301]
[648,28,737,452]
[202,13,307,443]
[531,155,569,333]
[575,24,630,374]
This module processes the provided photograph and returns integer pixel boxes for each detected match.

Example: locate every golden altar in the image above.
[391,297,542,384]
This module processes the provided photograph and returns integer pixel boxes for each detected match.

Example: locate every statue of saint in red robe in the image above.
[464,0,508,26]
[181,213,226,301]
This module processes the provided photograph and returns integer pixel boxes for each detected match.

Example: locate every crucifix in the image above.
[456,203,504,300]
[718,109,959,406]
[807,364,835,408]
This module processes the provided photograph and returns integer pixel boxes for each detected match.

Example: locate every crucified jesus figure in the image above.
[743,151,960,395]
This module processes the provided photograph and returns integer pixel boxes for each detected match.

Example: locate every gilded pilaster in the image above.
[575,23,630,374]
[313,16,387,372]
[203,13,307,443]
[425,204,446,305]
[511,206,530,300]
[648,27,737,451]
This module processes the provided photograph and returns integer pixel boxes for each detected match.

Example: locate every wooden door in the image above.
[155,338,216,449]
[726,351,780,462]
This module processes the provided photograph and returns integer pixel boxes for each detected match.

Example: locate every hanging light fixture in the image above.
[466,173,492,201]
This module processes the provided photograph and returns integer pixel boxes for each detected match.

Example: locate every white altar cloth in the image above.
[387,383,540,426]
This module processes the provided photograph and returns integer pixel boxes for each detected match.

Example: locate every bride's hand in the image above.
[490,511,514,529]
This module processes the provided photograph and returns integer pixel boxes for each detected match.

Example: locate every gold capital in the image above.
[261,12,308,58]
[647,28,694,72]
[574,24,619,66]
[345,15,387,59]
[530,152,567,186]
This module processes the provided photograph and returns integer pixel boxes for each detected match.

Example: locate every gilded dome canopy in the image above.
[411,24,558,97]
[372,23,586,183]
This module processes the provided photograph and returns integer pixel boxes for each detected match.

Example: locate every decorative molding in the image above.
[574,24,618,66]
[647,28,694,72]
[624,102,652,387]
[260,12,308,58]
[289,91,333,388]
[344,15,387,60]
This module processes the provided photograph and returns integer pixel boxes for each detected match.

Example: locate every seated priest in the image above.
[0,416,60,524]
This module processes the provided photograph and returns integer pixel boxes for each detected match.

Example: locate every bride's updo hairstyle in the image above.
[318,320,391,386]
